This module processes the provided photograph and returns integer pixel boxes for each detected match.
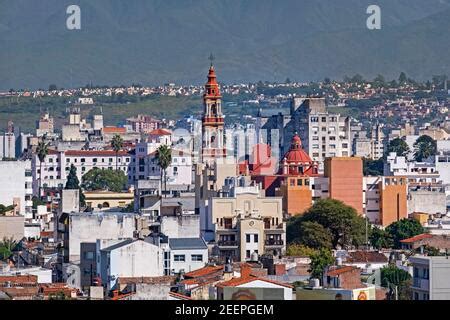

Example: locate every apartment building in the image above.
[257,98,352,172]
[0,160,33,218]
[32,149,133,195]
[409,256,450,300]
[208,177,285,262]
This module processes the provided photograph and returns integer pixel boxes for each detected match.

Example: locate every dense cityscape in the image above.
[0,63,448,301]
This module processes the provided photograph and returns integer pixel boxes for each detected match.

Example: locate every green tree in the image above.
[286,244,317,257]
[386,219,426,249]
[413,135,437,161]
[300,199,367,249]
[381,265,412,300]
[36,140,49,197]
[81,168,127,192]
[373,74,386,88]
[65,164,85,207]
[398,72,408,85]
[363,158,384,176]
[0,204,15,216]
[351,74,365,83]
[386,138,410,157]
[289,221,333,249]
[308,248,335,282]
[111,134,124,171]
[155,145,172,198]
[0,237,18,261]
[370,226,393,249]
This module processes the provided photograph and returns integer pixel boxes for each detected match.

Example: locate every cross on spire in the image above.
[208,53,215,66]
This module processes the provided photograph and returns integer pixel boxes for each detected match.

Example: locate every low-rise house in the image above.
[115,276,176,300]
[400,233,450,251]
[296,265,377,300]
[181,265,225,300]
[168,238,208,274]
[97,239,164,292]
[343,251,389,273]
[216,264,293,300]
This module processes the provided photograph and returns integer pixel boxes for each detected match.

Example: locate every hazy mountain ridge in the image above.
[1,0,450,90]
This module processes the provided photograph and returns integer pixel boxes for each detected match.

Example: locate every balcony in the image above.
[265,239,284,246]
[412,278,429,291]
[218,240,239,247]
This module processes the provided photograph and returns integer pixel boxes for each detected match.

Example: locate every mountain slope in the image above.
[1,0,450,89]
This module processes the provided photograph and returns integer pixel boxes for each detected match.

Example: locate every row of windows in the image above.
[173,254,203,262]
[65,157,130,164]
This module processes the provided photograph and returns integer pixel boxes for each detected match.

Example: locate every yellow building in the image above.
[209,177,285,262]
[84,190,134,210]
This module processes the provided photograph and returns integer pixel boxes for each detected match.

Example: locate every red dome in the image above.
[283,134,312,163]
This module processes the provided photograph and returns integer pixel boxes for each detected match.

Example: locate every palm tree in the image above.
[155,145,172,198]
[36,140,49,197]
[0,237,18,261]
[111,134,124,171]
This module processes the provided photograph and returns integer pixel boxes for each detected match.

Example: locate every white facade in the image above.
[67,212,137,262]
[98,239,164,291]
[233,279,293,300]
[307,113,351,171]
[32,150,133,194]
[0,160,33,217]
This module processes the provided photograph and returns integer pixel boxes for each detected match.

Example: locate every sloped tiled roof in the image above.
[400,233,433,243]
[346,251,388,263]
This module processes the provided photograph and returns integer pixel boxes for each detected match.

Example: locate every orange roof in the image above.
[283,134,313,163]
[169,292,192,300]
[216,275,293,289]
[400,233,433,243]
[149,128,171,136]
[103,126,126,134]
[326,266,358,277]
[184,265,223,278]
[0,275,38,285]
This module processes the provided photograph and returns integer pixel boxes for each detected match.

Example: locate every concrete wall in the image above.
[408,190,446,215]
[160,215,200,238]
[325,157,363,214]
[0,160,30,214]
[106,241,164,290]
[0,216,24,241]
[131,283,171,300]
[69,213,136,261]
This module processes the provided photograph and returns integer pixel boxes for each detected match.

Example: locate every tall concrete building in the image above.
[208,177,285,262]
[257,97,352,172]
[324,157,363,214]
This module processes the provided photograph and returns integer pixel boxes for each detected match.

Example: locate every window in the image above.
[191,255,203,262]
[246,234,251,243]
[254,234,258,243]
[224,218,232,229]
[246,250,251,258]
[174,255,185,262]
[81,158,85,163]
[84,251,94,260]
[297,179,303,186]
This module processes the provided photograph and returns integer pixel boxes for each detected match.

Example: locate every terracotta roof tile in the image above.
[149,129,171,136]
[326,266,358,277]
[184,265,223,278]
[400,233,433,243]
[346,251,388,263]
